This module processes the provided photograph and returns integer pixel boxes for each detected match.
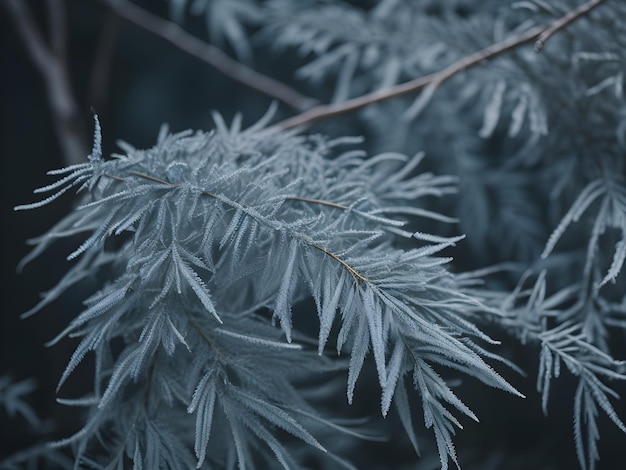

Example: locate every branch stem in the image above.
[112,171,367,282]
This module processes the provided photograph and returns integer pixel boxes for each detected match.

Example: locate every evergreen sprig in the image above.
[14,111,520,468]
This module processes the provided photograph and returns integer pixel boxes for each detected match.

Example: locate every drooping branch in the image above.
[3,0,87,166]
[100,0,318,113]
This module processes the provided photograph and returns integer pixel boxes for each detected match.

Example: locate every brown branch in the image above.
[101,0,318,113]
[3,0,87,166]
[311,244,368,283]
[273,1,607,131]
[534,0,606,52]
[273,25,546,131]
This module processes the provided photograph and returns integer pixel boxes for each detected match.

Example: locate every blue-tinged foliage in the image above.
[7,0,626,469]
[14,109,521,468]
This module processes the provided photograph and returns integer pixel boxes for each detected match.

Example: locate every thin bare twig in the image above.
[534,0,606,52]
[273,1,607,131]
[4,0,87,166]
[101,0,318,112]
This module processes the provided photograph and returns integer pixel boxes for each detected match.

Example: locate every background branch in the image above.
[2,0,605,166]
[101,0,318,113]
[3,0,87,166]
[274,1,606,131]
[273,25,545,131]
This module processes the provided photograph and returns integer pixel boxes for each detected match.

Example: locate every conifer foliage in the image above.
[3,0,626,469]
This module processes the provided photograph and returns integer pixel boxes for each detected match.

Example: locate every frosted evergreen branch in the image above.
[13,112,524,467]
[538,325,626,470]
[101,170,404,283]
[2,0,87,166]
[101,0,318,112]
[534,0,607,52]
[489,271,626,470]
[541,174,626,290]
